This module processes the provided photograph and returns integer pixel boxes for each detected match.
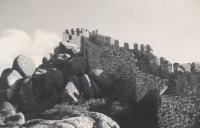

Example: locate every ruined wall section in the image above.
[159,95,200,128]
[136,70,168,100]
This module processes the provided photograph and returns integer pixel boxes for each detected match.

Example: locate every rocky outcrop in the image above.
[4,112,25,125]
[0,101,25,126]
[81,74,95,99]
[62,82,80,104]
[25,112,119,128]
[0,69,23,102]
[1,68,22,89]
[12,55,36,77]
[89,68,113,96]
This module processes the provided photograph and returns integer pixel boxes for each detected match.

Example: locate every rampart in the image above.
[81,31,169,102]
[159,95,200,128]
[62,28,200,128]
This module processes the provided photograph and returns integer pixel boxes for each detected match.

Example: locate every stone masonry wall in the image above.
[83,37,137,102]
[136,70,167,100]
[83,37,137,80]
[159,95,200,128]
[82,34,168,102]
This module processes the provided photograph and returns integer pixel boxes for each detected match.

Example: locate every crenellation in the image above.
[63,28,90,43]
[65,29,70,34]
[124,42,129,49]
[146,44,152,53]
[71,28,75,35]
[75,28,80,36]
[133,43,138,50]
[143,45,147,52]
[140,44,144,51]
[114,40,119,48]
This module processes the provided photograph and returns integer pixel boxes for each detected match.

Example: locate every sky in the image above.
[0,0,200,72]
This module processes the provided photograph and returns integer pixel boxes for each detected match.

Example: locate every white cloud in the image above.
[0,29,61,74]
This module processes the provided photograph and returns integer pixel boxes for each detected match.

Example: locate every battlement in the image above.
[88,30,153,54]
[63,28,90,42]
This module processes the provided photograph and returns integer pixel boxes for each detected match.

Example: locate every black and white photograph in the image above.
[0,0,200,128]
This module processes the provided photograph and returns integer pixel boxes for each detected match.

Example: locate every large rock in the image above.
[19,78,45,112]
[25,112,119,128]
[42,68,64,97]
[89,68,113,95]
[0,69,23,101]
[68,76,82,92]
[58,41,80,56]
[33,68,64,97]
[0,68,22,89]
[12,55,35,77]
[4,112,25,125]
[88,112,120,128]
[62,82,80,104]
[60,56,85,79]
[20,68,64,112]
[0,101,16,124]
[81,74,94,99]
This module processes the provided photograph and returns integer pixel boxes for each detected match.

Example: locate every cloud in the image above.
[0,29,61,74]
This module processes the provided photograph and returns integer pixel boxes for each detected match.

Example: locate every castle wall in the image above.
[159,95,200,128]
[82,35,169,102]
[83,37,137,102]
[62,29,200,128]
[135,70,167,100]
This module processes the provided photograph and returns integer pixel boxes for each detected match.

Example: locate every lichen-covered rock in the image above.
[4,112,25,125]
[12,55,35,77]
[0,68,22,89]
[81,74,94,99]
[89,68,113,95]
[62,82,80,104]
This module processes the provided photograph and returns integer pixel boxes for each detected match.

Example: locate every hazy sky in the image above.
[0,0,200,72]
